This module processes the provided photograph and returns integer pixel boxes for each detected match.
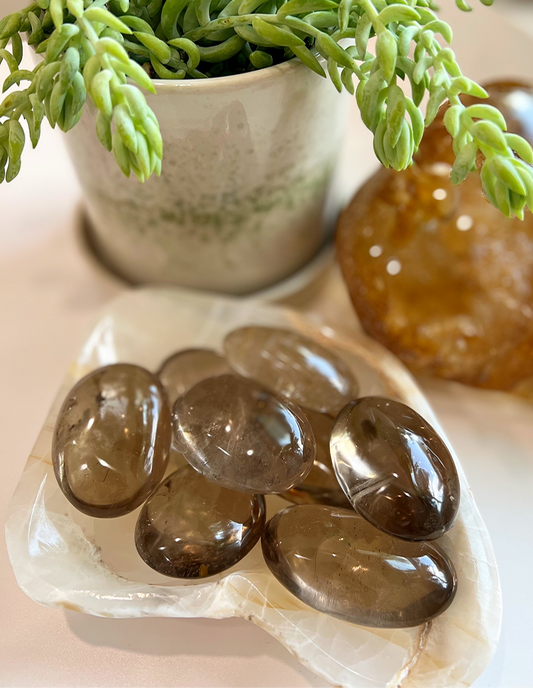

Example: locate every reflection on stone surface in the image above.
[173,374,315,493]
[337,81,533,393]
[53,364,171,518]
[330,397,460,541]
[281,409,351,508]
[262,504,457,628]
[224,326,359,415]
[135,465,266,578]
[158,348,230,405]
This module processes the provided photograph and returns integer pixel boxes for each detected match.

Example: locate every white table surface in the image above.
[2,2,533,686]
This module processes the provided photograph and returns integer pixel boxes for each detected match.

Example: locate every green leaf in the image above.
[448,76,487,98]
[471,120,508,155]
[466,103,507,130]
[142,115,163,158]
[386,84,405,147]
[252,17,304,48]
[59,47,80,90]
[443,104,462,138]
[0,13,22,40]
[134,31,172,64]
[355,14,372,59]
[278,0,338,15]
[2,69,34,93]
[450,140,477,184]
[405,97,424,148]
[505,132,533,164]
[96,36,131,65]
[113,103,138,153]
[111,57,157,93]
[45,24,80,62]
[425,86,446,127]
[327,57,342,93]
[161,0,188,39]
[83,8,133,34]
[95,111,112,151]
[50,0,64,29]
[197,34,245,61]
[90,69,113,119]
[378,4,420,24]
[373,119,389,167]
[490,156,527,196]
[422,19,452,43]
[112,129,131,176]
[7,119,25,163]
[291,45,326,77]
[376,30,397,83]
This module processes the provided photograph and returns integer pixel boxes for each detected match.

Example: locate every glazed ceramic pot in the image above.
[65,60,350,294]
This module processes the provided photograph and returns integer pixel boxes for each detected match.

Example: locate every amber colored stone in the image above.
[330,397,460,541]
[337,81,533,393]
[173,374,315,493]
[135,465,266,578]
[262,504,457,628]
[158,349,230,405]
[281,409,351,508]
[224,327,359,415]
[53,364,171,518]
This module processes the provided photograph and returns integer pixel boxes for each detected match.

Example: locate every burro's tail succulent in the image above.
[1,0,532,219]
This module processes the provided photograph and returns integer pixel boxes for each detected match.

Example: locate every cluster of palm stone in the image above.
[52,325,460,629]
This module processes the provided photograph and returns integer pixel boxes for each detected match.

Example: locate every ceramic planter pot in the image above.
[65,60,350,294]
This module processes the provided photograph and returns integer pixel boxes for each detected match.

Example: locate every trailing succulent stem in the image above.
[1,0,532,218]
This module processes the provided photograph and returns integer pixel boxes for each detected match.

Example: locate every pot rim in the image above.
[150,56,309,94]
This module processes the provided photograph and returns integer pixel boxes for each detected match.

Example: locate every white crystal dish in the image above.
[5,287,501,688]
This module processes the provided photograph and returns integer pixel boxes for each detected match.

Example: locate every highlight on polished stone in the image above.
[173,374,315,493]
[135,465,266,578]
[262,504,457,628]
[224,326,359,415]
[52,364,172,518]
[158,348,230,405]
[281,409,351,508]
[330,397,460,541]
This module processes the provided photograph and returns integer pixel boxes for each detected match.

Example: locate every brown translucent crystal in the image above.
[330,397,460,541]
[281,409,351,508]
[135,465,266,578]
[53,364,171,518]
[337,81,533,392]
[173,374,315,494]
[224,327,359,415]
[262,504,457,628]
[158,349,230,405]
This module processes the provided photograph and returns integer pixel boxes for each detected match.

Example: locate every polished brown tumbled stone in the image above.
[330,397,460,541]
[281,409,351,508]
[53,364,171,518]
[173,374,315,493]
[158,348,230,405]
[337,81,533,394]
[135,465,266,578]
[262,504,457,628]
[224,327,359,415]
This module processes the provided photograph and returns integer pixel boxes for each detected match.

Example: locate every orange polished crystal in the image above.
[337,82,533,393]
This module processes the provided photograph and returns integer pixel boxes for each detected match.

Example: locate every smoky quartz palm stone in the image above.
[331,397,460,541]
[224,327,359,415]
[262,504,457,628]
[53,364,172,518]
[281,410,351,508]
[173,374,315,493]
[158,348,230,405]
[135,465,266,578]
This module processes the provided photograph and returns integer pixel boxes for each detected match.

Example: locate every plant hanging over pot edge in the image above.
[0,0,531,219]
